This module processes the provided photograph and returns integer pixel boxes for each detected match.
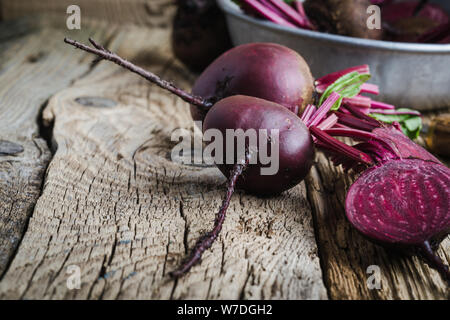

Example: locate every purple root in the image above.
[170,152,251,278]
[420,241,450,285]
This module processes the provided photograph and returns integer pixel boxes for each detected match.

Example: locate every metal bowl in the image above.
[217,0,450,111]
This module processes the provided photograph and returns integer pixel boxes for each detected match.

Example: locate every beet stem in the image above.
[315,65,370,88]
[317,114,338,130]
[370,100,395,110]
[310,126,373,165]
[267,0,311,29]
[360,83,379,95]
[420,241,450,285]
[344,105,382,126]
[63,38,213,110]
[343,95,372,110]
[300,104,315,124]
[170,152,251,278]
[335,111,378,131]
[241,0,296,28]
[307,92,340,127]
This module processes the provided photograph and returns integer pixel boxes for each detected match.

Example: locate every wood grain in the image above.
[0,0,176,28]
[0,20,115,277]
[0,6,448,299]
[0,26,327,300]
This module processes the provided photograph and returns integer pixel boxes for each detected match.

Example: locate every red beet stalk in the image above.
[240,0,297,28]
[267,0,313,29]
[238,0,315,30]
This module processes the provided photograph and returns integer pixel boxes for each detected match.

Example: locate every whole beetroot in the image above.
[171,95,315,277]
[191,42,314,121]
[203,95,314,195]
[172,0,232,71]
[381,1,449,42]
[303,0,383,39]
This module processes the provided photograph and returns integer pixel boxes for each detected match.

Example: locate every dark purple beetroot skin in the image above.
[203,95,314,195]
[303,0,383,40]
[172,0,232,72]
[191,43,314,122]
[382,1,449,42]
[346,159,450,246]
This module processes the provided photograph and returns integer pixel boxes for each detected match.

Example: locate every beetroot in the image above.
[169,93,343,277]
[382,1,449,42]
[203,95,313,195]
[417,22,450,44]
[191,42,314,121]
[63,38,321,277]
[239,0,383,39]
[170,96,315,277]
[346,159,449,246]
[64,38,448,283]
[172,0,232,71]
[303,0,383,39]
[310,114,450,283]
[382,1,448,24]
[236,0,449,43]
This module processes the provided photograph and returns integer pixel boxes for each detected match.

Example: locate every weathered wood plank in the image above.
[0,0,176,28]
[305,151,449,299]
[0,20,115,278]
[0,26,327,299]
[1,10,448,299]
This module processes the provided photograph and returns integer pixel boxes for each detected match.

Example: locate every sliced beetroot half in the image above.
[310,105,450,284]
[346,159,450,245]
[346,159,450,283]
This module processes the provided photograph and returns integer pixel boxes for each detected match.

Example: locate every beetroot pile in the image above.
[234,0,450,43]
[64,38,449,284]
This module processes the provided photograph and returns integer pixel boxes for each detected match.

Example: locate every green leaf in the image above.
[319,72,371,110]
[369,113,410,123]
[403,116,422,139]
[369,111,422,140]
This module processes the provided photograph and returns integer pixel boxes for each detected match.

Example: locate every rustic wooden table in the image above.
[0,0,448,300]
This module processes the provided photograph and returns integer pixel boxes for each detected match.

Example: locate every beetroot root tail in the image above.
[420,240,450,285]
[170,152,251,278]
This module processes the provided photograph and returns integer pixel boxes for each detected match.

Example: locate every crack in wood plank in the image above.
[1,2,448,299]
[0,19,117,280]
